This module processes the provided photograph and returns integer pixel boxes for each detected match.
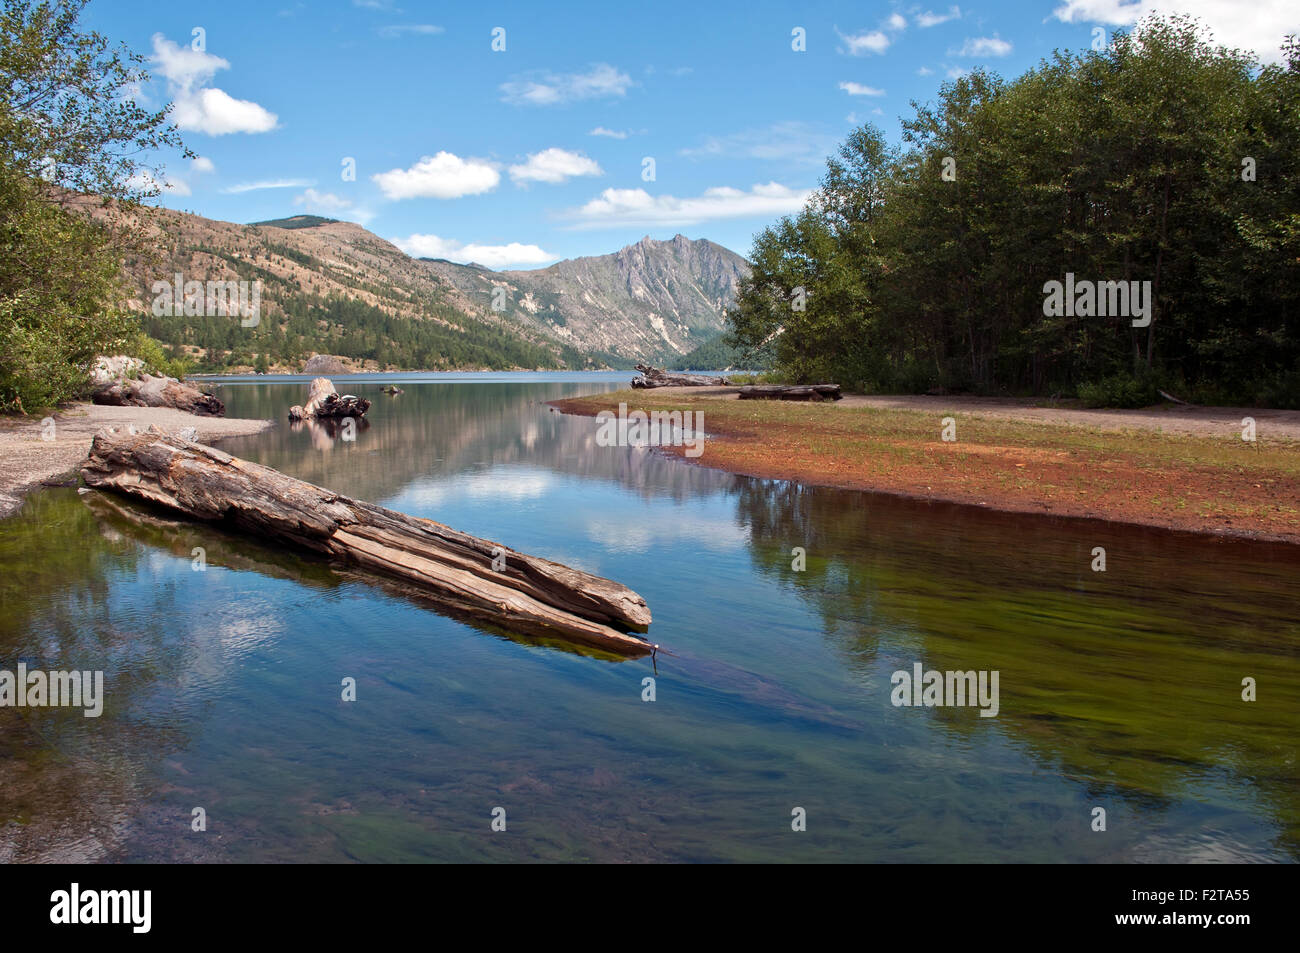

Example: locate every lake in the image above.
[1,371,1297,862]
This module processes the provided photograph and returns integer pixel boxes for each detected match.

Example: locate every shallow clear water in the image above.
[1,372,1298,862]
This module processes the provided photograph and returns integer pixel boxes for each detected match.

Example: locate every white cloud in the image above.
[1052,0,1299,63]
[917,6,962,28]
[917,65,935,75]
[839,29,892,55]
[679,122,839,165]
[500,64,632,105]
[953,35,1013,57]
[171,87,278,135]
[372,152,500,200]
[392,234,556,268]
[376,24,444,37]
[293,188,350,211]
[127,169,190,196]
[839,81,886,96]
[150,34,228,88]
[191,156,215,173]
[150,34,277,135]
[947,66,971,79]
[589,126,629,139]
[222,179,313,194]
[838,12,908,55]
[568,182,812,229]
[292,188,374,224]
[508,148,603,185]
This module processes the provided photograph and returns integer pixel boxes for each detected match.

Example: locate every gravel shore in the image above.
[0,403,274,518]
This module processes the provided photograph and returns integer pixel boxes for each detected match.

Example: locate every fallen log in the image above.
[288,376,370,420]
[90,356,224,416]
[631,364,729,388]
[737,383,842,402]
[81,427,654,656]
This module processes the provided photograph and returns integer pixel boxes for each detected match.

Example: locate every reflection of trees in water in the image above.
[0,491,196,861]
[734,477,1300,859]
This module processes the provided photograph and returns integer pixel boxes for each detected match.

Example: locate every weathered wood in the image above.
[81,426,654,656]
[92,373,225,416]
[737,383,842,402]
[631,364,729,388]
[289,377,370,420]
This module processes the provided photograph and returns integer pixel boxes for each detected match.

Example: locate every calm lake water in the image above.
[2,371,1298,862]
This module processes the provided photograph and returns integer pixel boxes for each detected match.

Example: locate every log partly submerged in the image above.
[288,376,370,421]
[631,364,730,389]
[737,383,842,402]
[81,426,654,656]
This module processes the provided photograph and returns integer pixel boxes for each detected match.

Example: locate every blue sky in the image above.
[84,1,1297,268]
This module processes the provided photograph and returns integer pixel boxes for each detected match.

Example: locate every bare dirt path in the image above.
[0,403,273,518]
[654,387,1300,441]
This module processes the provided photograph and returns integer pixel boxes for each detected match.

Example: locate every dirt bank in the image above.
[553,389,1300,545]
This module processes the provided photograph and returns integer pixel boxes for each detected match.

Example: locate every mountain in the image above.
[421,233,751,361]
[103,203,750,372]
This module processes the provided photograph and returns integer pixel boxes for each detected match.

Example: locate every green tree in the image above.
[0,0,186,412]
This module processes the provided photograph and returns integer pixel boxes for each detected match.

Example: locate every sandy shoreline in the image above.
[0,403,274,518]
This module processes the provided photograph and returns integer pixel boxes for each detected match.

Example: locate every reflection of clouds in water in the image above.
[175,596,286,692]
[585,515,747,553]
[397,468,555,508]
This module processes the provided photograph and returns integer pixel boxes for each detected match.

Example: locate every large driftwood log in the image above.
[288,377,370,421]
[631,364,729,389]
[92,373,225,416]
[81,427,653,656]
[737,384,842,402]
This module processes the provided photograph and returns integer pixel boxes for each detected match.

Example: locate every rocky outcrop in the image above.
[302,354,351,375]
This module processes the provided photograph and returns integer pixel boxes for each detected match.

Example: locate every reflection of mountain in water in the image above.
[733,477,1300,859]
[216,380,738,506]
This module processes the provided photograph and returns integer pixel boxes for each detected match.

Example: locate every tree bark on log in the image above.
[81,427,654,656]
[288,377,370,420]
[737,384,842,402]
[631,364,729,388]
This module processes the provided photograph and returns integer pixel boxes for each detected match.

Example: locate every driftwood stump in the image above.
[81,427,654,655]
[92,373,225,416]
[288,377,370,420]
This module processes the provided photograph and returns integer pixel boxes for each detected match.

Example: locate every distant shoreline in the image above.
[552,388,1300,546]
